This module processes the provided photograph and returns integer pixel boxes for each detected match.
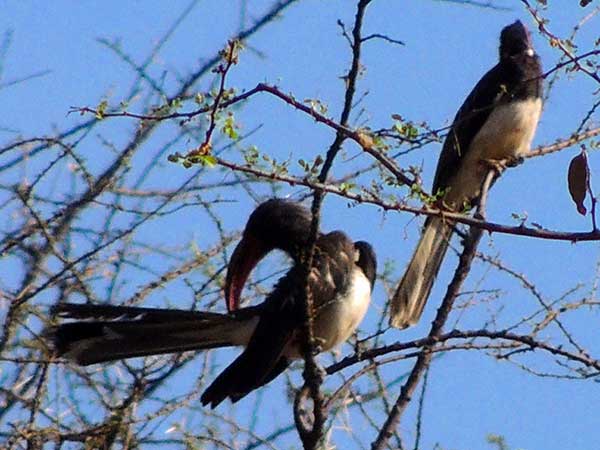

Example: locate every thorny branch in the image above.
[371,170,493,450]
[294,1,372,448]
[522,0,600,85]
[74,83,600,243]
[215,157,600,242]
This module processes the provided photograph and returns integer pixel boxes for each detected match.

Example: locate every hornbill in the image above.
[390,20,543,329]
[48,199,377,408]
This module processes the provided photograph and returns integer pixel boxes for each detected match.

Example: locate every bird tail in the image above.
[47,303,257,366]
[390,217,453,329]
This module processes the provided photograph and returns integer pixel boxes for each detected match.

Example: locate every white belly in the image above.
[285,270,372,359]
[445,97,542,206]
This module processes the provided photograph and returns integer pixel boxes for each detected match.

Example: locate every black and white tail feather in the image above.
[49,303,258,365]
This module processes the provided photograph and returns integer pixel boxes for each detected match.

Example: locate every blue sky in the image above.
[1,1,599,449]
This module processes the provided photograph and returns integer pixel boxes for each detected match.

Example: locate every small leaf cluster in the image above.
[221,113,238,140]
[298,155,324,176]
[304,98,328,115]
[391,114,419,139]
[95,100,108,120]
[168,143,217,169]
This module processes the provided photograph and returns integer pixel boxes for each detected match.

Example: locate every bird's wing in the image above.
[432,64,505,194]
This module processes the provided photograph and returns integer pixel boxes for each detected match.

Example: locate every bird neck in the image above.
[499,54,543,100]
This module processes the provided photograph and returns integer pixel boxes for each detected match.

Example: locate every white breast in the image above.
[314,270,372,351]
[285,269,372,359]
[445,97,542,206]
[471,97,542,160]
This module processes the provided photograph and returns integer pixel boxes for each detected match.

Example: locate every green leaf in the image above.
[244,146,259,165]
[339,182,355,193]
[200,154,217,167]
[95,100,108,120]
[194,93,205,105]
[221,114,238,140]
[170,97,182,109]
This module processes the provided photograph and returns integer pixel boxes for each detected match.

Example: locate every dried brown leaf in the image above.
[567,151,589,215]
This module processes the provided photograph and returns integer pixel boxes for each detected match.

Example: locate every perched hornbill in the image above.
[48,199,377,408]
[390,20,543,329]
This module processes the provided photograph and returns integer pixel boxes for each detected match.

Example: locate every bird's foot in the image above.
[481,156,524,174]
[311,340,324,356]
[302,363,326,384]
[507,156,525,168]
[480,158,508,174]
[473,210,485,220]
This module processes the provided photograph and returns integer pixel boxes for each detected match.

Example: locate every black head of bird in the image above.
[354,240,377,289]
[225,199,311,312]
[500,20,534,59]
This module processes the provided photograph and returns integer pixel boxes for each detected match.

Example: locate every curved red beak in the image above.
[225,235,268,312]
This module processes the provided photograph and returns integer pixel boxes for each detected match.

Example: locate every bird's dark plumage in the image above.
[390,21,542,329]
[203,200,377,407]
[48,199,377,408]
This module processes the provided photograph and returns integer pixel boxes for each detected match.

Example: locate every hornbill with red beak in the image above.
[390,21,542,329]
[49,199,377,408]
